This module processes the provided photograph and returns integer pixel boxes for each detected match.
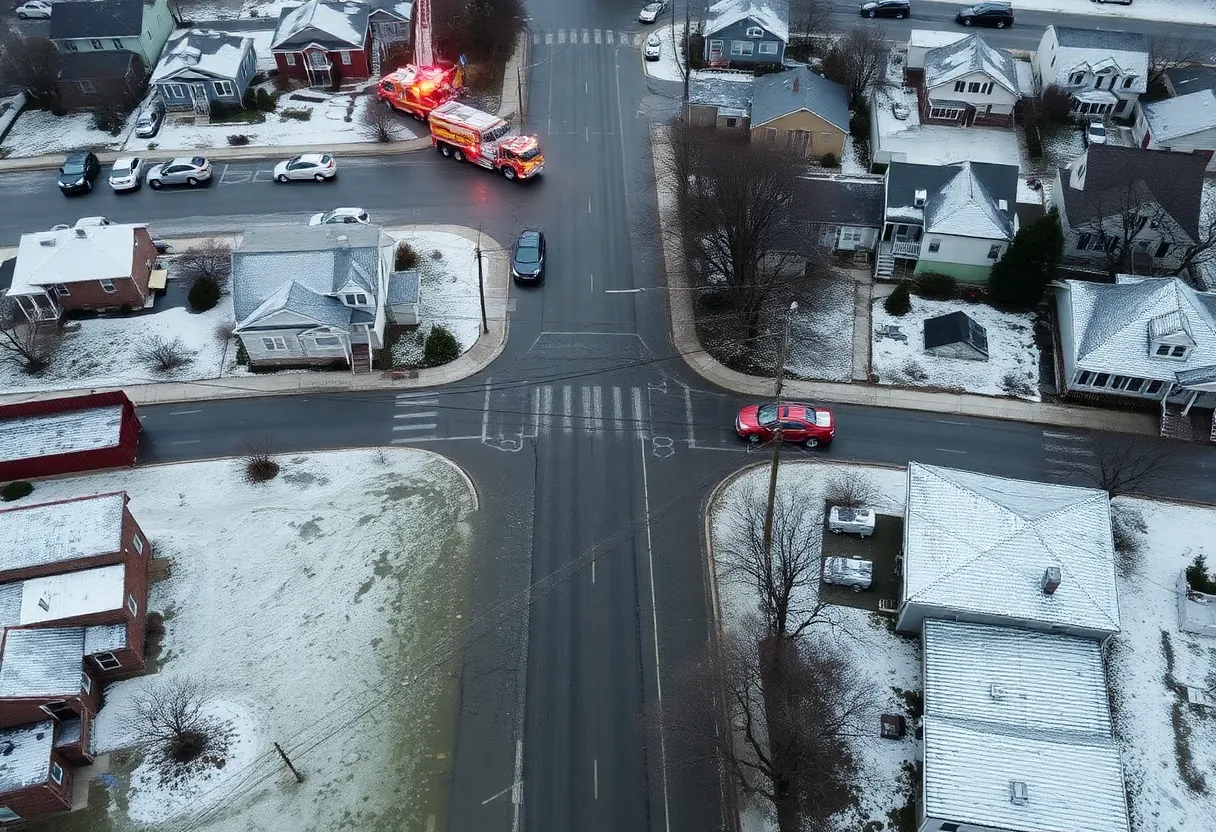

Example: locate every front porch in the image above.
[9,290,62,323]
[875,226,922,279]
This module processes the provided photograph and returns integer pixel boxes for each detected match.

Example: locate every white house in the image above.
[1133,90,1216,173]
[906,30,966,71]
[231,225,397,372]
[919,33,1020,127]
[879,160,1019,282]
[920,620,1130,832]
[1031,25,1148,118]
[897,462,1121,641]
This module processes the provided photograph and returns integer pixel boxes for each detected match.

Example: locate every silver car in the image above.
[638,0,668,22]
[823,557,874,592]
[146,156,212,189]
[108,157,144,191]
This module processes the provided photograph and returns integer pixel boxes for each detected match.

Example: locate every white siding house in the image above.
[919,34,1020,127]
[1132,90,1216,173]
[1031,25,1148,118]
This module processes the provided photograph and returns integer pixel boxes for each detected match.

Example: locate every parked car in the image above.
[1085,121,1107,146]
[1092,0,1131,4]
[146,156,213,189]
[638,0,668,23]
[511,229,546,283]
[309,207,370,226]
[956,1,1013,27]
[108,157,144,191]
[823,557,874,592]
[860,0,911,18]
[15,0,51,18]
[828,506,876,539]
[134,101,165,139]
[57,151,101,195]
[644,32,662,61]
[274,153,337,182]
[735,403,835,448]
[74,216,111,227]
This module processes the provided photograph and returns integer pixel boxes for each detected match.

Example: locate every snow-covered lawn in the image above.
[390,229,483,368]
[643,23,687,83]
[841,134,867,175]
[785,275,855,383]
[871,295,1041,400]
[872,87,1021,167]
[0,109,136,157]
[18,448,477,832]
[921,0,1216,25]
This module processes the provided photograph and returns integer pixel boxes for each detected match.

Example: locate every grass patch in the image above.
[208,108,266,125]
[279,107,312,122]
[886,759,921,832]
[1160,630,1209,794]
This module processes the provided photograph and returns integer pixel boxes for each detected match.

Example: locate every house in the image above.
[54,52,145,112]
[896,462,1121,640]
[796,175,884,253]
[231,224,397,371]
[0,627,102,730]
[0,493,147,585]
[1031,26,1148,118]
[879,160,1018,282]
[920,620,1130,832]
[49,0,174,68]
[916,33,1020,127]
[1050,144,1206,275]
[1133,90,1216,173]
[748,67,848,160]
[0,721,77,823]
[0,393,142,482]
[152,31,257,115]
[906,30,967,72]
[386,270,421,326]
[271,0,412,86]
[1055,276,1216,419]
[923,310,988,360]
[686,72,754,129]
[702,0,788,68]
[1163,65,1216,99]
[5,225,158,323]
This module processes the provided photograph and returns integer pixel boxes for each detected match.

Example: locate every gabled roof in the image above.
[1140,89,1216,143]
[1045,26,1149,93]
[0,627,85,698]
[924,161,1015,240]
[50,0,144,40]
[0,493,128,577]
[238,280,355,329]
[750,66,848,132]
[688,71,755,116]
[272,0,370,50]
[902,462,1120,635]
[704,0,789,43]
[153,30,255,83]
[1061,276,1216,382]
[56,50,140,82]
[796,175,884,227]
[7,226,139,298]
[924,34,1018,96]
[1059,145,1206,240]
[0,721,55,793]
[387,270,420,305]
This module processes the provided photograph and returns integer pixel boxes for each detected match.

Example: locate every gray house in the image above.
[796,175,884,253]
[702,0,788,68]
[151,31,257,114]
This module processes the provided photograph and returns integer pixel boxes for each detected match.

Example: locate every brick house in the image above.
[271,0,412,86]
[4,224,157,323]
[0,721,78,823]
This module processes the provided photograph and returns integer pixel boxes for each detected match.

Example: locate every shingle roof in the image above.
[0,493,127,577]
[153,30,254,83]
[924,161,1015,240]
[924,34,1018,96]
[688,72,755,116]
[0,627,86,698]
[272,0,370,50]
[1047,26,1149,94]
[1140,89,1216,143]
[56,50,139,82]
[387,270,420,305]
[705,0,789,42]
[8,226,139,297]
[0,721,55,793]
[1062,276,1216,383]
[923,310,988,355]
[1164,65,1216,97]
[1059,145,1206,240]
[0,406,125,465]
[902,462,1120,635]
[50,0,144,40]
[796,176,884,227]
[750,66,848,131]
[238,280,354,329]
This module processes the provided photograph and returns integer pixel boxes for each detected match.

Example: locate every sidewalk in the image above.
[648,124,1158,437]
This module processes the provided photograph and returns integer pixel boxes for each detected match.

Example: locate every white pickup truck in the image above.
[828,506,876,538]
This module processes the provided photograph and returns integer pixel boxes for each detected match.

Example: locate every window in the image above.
[928,239,941,253]
[1156,344,1172,356]
[730,41,754,56]
[1126,378,1144,392]
[1111,375,1129,390]
[285,52,298,66]
[1077,371,1095,385]
[127,594,138,615]
[708,39,723,56]
[840,228,863,245]
[746,26,763,38]
[340,50,352,65]
[133,534,144,554]
[313,335,342,348]
[929,107,962,120]
[1077,163,1086,178]
[99,279,116,293]
[342,292,369,306]
[986,244,1002,259]
[819,131,832,144]
[50,763,64,785]
[81,672,92,694]
[968,82,981,93]
[308,50,329,68]
[53,283,70,297]
[78,80,96,94]
[724,117,738,128]
[765,127,777,142]
[112,39,123,49]
[261,336,289,351]
[954,81,966,92]
[165,83,185,98]
[1155,241,1171,258]
[1069,71,1084,85]
[758,42,777,55]
[983,82,993,94]
[1115,98,1128,113]
[95,653,121,671]
[1146,380,1163,394]
[1172,345,1187,357]
[213,80,235,98]
[65,41,79,51]
[90,39,103,50]
[0,808,19,822]
[1094,373,1111,387]
[1122,76,1135,89]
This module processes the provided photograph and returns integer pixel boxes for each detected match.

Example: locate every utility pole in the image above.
[274,742,305,784]
[683,0,691,105]
[475,229,489,335]
[761,302,798,561]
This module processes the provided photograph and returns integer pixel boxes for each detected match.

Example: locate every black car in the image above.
[511,229,546,283]
[58,151,101,195]
[957,1,1013,27]
[860,0,910,18]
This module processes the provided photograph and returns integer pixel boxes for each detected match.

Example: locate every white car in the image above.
[15,0,52,19]
[644,33,662,61]
[147,156,212,188]
[823,557,874,592]
[74,216,112,227]
[274,153,337,183]
[108,157,144,191]
[309,207,370,226]
[1086,121,1107,146]
[638,0,668,23]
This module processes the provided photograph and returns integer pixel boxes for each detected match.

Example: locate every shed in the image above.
[0,392,141,482]
[386,270,421,326]
[923,310,988,360]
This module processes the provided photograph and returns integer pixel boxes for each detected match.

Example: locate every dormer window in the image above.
[1154,343,1189,359]
[746,26,763,38]
[342,292,368,306]
[1122,76,1135,89]
[1069,72,1085,85]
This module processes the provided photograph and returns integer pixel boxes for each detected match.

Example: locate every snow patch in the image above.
[390,229,483,366]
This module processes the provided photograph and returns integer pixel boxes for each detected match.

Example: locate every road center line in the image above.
[170,439,201,445]
[935,447,968,454]
[594,757,599,800]
[604,288,641,293]
[169,409,200,415]
[511,738,523,832]
[588,196,592,214]
[935,419,967,425]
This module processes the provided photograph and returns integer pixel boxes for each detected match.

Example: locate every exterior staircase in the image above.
[1160,401,1215,442]
[350,343,374,374]
[876,251,895,278]
[371,37,382,78]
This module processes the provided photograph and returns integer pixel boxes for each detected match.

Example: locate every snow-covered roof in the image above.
[924,34,1018,96]
[1164,65,1216,98]
[1061,276,1216,384]
[924,161,1014,240]
[0,626,85,698]
[704,0,789,43]
[1046,26,1148,94]
[84,622,128,655]
[272,0,370,50]
[18,563,127,626]
[908,30,967,51]
[0,406,125,465]
[903,463,1120,635]
[688,71,755,115]
[0,493,127,577]
[387,270,420,305]
[750,66,848,132]
[238,280,355,330]
[8,225,139,297]
[1141,89,1216,143]
[153,30,255,84]
[0,721,55,792]
[1014,59,1035,96]
[0,584,20,628]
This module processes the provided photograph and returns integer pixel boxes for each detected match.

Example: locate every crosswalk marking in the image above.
[393,422,438,431]
[633,33,642,47]
[540,385,554,434]
[562,386,574,434]
[583,28,590,44]
[558,29,565,44]
[594,28,602,44]
[532,28,641,49]
[394,411,437,419]
[612,387,624,433]
[546,32,553,45]
[606,30,614,44]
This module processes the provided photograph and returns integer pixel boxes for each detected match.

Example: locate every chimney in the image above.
[1009,780,1029,805]
[913,189,927,208]
[336,234,349,247]
[1042,566,1062,595]
[989,683,1006,700]
[75,227,88,238]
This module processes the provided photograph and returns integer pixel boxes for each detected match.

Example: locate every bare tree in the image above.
[822,25,889,106]
[135,335,197,373]
[0,32,59,103]
[823,469,880,509]
[1083,434,1180,497]
[213,320,236,345]
[175,240,233,290]
[1033,84,1074,126]
[718,486,828,642]
[243,436,280,483]
[1082,177,1213,279]
[129,677,224,765]
[1169,203,1216,278]
[1147,34,1210,91]
[788,0,831,57]
[0,298,57,374]
[362,98,405,143]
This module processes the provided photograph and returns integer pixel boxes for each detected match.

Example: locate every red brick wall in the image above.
[0,685,99,730]
[0,494,138,584]
[273,41,371,83]
[54,228,153,314]
[1,761,72,822]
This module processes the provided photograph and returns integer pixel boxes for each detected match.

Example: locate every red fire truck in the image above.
[376,62,462,120]
[428,101,544,181]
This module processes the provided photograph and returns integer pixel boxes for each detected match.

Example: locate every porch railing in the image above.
[884,239,920,258]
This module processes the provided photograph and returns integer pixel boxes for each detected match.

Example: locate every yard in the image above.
[870,294,1041,400]
[644,23,687,83]
[13,447,477,832]
[871,86,1022,168]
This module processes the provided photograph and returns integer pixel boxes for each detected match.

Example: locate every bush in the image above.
[687,33,705,69]
[912,272,957,300]
[849,107,870,140]
[255,88,277,111]
[819,152,838,168]
[1186,554,1216,595]
[884,283,911,316]
[395,242,419,270]
[235,339,249,366]
[227,133,250,146]
[243,440,280,483]
[135,335,197,373]
[242,87,257,110]
[1,481,33,502]
[188,276,221,312]
[823,469,879,508]
[209,101,234,119]
[422,325,461,367]
[279,107,311,121]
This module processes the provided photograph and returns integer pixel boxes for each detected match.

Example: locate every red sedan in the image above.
[735,403,835,448]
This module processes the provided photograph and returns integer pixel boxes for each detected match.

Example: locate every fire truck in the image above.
[428,101,545,181]
[376,62,461,121]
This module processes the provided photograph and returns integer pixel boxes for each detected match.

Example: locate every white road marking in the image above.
[1042,430,1075,440]
[613,386,624,433]
[546,32,553,45]
[591,386,604,435]
[396,392,438,401]
[590,272,594,292]
[605,288,642,293]
[562,385,574,434]
[594,758,599,800]
[393,423,438,431]
[569,28,578,42]
[512,738,524,832]
[169,409,200,415]
[632,387,644,433]
[394,411,437,419]
[482,380,493,442]
[540,385,553,434]
[582,386,594,435]
[935,448,968,454]
[588,196,592,213]
[936,419,968,425]
[391,435,480,444]
[1044,443,1094,456]
[558,29,565,44]
[171,439,200,445]
[1051,458,1097,471]
[683,384,695,447]
[595,29,602,44]
[592,560,596,584]
[583,28,590,43]
[633,33,642,46]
